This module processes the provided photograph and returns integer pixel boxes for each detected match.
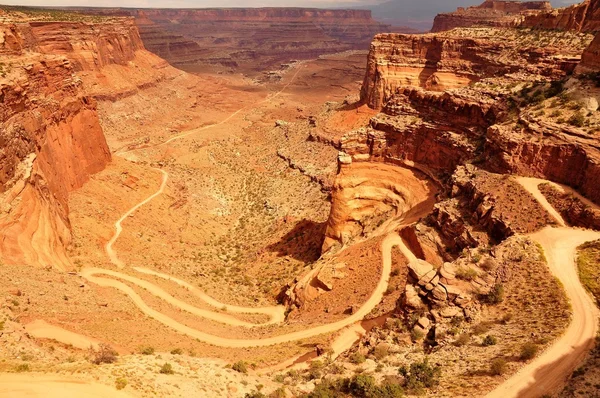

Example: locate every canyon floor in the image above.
[3,4,600,398]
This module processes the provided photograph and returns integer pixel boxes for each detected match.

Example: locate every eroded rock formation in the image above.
[0,13,156,268]
[360,28,583,109]
[61,8,391,71]
[432,0,552,33]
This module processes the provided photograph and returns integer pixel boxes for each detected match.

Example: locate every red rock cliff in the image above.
[0,14,149,268]
[67,7,390,71]
[432,0,552,32]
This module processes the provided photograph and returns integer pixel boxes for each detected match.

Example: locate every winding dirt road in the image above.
[486,177,600,397]
[81,232,409,347]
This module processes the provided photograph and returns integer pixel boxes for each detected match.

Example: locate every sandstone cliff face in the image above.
[72,8,390,71]
[432,0,552,33]
[0,14,150,267]
[360,28,581,109]
[521,0,600,32]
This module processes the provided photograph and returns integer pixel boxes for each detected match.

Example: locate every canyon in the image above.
[1,1,600,398]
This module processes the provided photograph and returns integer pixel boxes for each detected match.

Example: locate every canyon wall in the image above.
[62,8,391,71]
[360,30,582,109]
[432,0,552,32]
[521,0,600,32]
[0,14,155,268]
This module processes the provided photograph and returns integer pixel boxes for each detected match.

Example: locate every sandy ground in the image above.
[0,374,135,398]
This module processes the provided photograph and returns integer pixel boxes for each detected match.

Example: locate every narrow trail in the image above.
[119,63,305,153]
[80,61,419,349]
[81,232,411,348]
[486,177,600,398]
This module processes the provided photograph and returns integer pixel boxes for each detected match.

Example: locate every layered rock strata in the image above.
[360,28,585,109]
[432,0,552,33]
[59,8,391,71]
[0,12,156,268]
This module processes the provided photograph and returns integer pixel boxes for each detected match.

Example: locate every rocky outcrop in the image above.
[484,118,600,205]
[349,87,503,174]
[321,161,435,253]
[360,29,580,109]
[0,13,159,268]
[63,8,390,70]
[432,0,552,33]
[521,0,600,33]
[578,33,600,71]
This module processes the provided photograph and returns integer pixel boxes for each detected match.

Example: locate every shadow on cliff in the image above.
[266,219,326,263]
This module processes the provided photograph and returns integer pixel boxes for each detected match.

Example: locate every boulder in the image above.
[417,317,430,329]
[431,284,448,301]
[404,285,425,310]
[408,259,435,281]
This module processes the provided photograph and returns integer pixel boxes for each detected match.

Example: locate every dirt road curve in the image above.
[80,233,409,347]
[486,178,600,398]
[105,168,168,269]
[0,374,134,398]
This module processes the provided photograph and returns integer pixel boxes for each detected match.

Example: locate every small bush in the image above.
[347,374,377,396]
[307,360,324,380]
[400,358,441,393]
[454,333,470,347]
[456,267,478,281]
[139,346,155,355]
[481,283,505,305]
[244,391,266,398]
[170,348,183,355]
[15,364,30,372]
[374,343,390,360]
[92,344,118,365]
[232,360,248,374]
[482,335,498,346]
[520,343,539,361]
[480,258,496,271]
[115,377,128,390]
[159,362,174,374]
[569,112,585,127]
[490,358,507,376]
[473,322,492,335]
[350,352,366,365]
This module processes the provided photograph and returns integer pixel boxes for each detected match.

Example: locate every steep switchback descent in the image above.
[487,177,600,397]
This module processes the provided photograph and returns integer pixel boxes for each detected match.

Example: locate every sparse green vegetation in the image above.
[139,346,155,355]
[115,377,128,390]
[481,283,505,305]
[569,112,586,127]
[490,358,507,376]
[350,351,366,365]
[456,266,478,281]
[91,344,118,365]
[232,360,249,374]
[482,335,498,346]
[577,240,600,301]
[400,358,441,394]
[159,362,174,374]
[15,364,30,372]
[520,342,539,361]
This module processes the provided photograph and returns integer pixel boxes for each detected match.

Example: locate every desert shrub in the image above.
[482,335,498,346]
[490,358,507,376]
[115,377,128,390]
[473,322,492,335]
[92,343,118,365]
[347,374,377,396]
[159,362,174,374]
[550,110,562,118]
[139,346,155,355]
[233,360,249,374]
[307,360,324,380]
[245,391,266,398]
[170,348,183,355]
[456,267,478,281]
[400,358,441,393]
[569,112,585,127]
[15,364,30,372]
[500,312,513,324]
[454,333,470,347]
[374,344,390,360]
[520,343,539,361]
[480,258,496,271]
[350,352,366,365]
[481,283,505,305]
[270,387,287,398]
